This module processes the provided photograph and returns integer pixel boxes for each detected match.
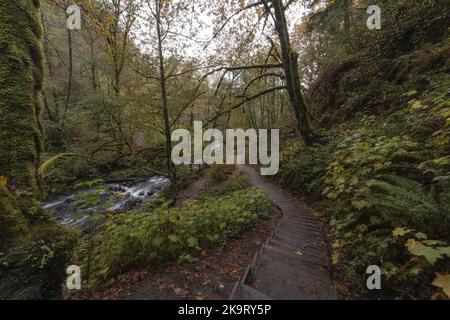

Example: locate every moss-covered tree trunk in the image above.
[268,0,318,146]
[0,0,75,299]
[0,0,44,198]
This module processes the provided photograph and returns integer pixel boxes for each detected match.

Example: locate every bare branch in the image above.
[169,91,204,128]
[206,86,287,125]
[242,73,283,96]
[211,63,283,74]
[283,0,296,11]
[203,1,265,50]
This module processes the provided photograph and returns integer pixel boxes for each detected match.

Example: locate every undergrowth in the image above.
[276,75,450,299]
[73,174,273,289]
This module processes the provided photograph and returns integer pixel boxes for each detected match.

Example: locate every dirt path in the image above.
[174,175,208,207]
[230,165,338,300]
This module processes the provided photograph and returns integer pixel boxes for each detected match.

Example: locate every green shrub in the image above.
[75,186,273,282]
[276,104,449,298]
[198,173,249,198]
[208,165,234,184]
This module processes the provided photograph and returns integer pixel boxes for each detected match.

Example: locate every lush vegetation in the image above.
[275,0,450,299]
[1,0,449,300]
[277,107,450,298]
[73,174,273,287]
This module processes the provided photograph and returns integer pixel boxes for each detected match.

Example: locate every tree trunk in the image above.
[63,28,73,125]
[269,0,317,145]
[0,0,74,300]
[155,0,176,184]
[342,0,351,36]
[90,38,97,90]
[0,1,46,196]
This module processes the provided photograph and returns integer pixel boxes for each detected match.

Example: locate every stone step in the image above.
[255,251,326,282]
[281,215,320,224]
[277,221,323,234]
[230,165,338,300]
[277,221,323,233]
[272,231,325,249]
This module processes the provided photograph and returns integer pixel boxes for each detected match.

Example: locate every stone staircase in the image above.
[229,166,338,300]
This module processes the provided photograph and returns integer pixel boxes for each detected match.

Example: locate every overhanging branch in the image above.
[206,85,287,125]
[204,1,265,49]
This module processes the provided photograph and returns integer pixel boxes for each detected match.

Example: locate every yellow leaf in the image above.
[332,251,339,265]
[0,176,7,188]
[392,227,413,237]
[374,162,385,170]
[432,273,450,299]
[409,100,427,110]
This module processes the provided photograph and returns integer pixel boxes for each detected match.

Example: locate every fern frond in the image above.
[377,174,423,193]
[369,179,439,214]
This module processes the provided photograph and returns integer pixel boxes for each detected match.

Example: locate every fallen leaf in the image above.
[335,283,349,294]
[432,273,450,299]
[0,176,7,188]
[332,251,339,265]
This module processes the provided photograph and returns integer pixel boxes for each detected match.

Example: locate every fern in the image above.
[377,174,423,194]
[366,176,444,231]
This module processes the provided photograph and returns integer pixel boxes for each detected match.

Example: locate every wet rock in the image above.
[42,175,170,230]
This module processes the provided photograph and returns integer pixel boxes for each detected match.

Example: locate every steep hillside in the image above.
[277,1,450,299]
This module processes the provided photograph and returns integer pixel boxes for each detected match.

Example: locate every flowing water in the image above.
[42,176,170,229]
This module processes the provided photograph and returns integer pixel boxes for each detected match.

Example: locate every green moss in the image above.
[0,187,30,245]
[0,1,77,299]
[0,0,45,198]
[0,187,77,299]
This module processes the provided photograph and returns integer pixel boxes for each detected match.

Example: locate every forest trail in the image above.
[174,175,208,207]
[230,165,338,300]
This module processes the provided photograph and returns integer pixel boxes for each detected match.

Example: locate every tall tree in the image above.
[84,0,139,96]
[207,0,318,145]
[134,0,204,183]
[153,0,176,183]
[0,0,74,299]
[0,0,46,196]
[267,0,316,144]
